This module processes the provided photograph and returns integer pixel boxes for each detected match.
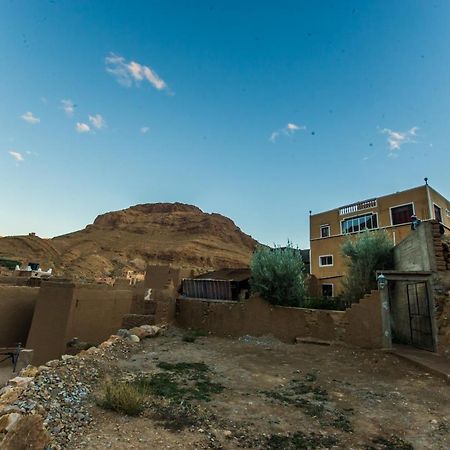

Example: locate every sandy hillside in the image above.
[0,203,258,280]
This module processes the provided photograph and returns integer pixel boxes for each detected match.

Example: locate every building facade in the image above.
[310,183,450,297]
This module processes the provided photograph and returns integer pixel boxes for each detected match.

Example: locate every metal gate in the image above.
[406,282,434,351]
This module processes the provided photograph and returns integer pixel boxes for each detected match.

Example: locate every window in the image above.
[391,203,414,226]
[434,204,442,222]
[446,208,450,218]
[320,225,330,238]
[321,284,333,297]
[319,255,333,266]
[341,213,378,234]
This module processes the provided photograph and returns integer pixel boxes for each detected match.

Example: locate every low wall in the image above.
[27,282,133,364]
[0,286,39,347]
[176,292,384,349]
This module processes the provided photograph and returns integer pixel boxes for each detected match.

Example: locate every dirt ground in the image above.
[71,329,449,449]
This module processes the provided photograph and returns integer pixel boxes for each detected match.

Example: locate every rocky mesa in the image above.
[0,203,258,280]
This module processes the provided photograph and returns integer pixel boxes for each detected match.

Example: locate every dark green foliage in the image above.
[182,329,207,342]
[341,230,394,304]
[134,360,224,403]
[265,431,338,449]
[262,374,353,432]
[250,242,306,307]
[0,259,21,270]
[157,361,209,375]
[366,435,414,450]
[302,296,346,311]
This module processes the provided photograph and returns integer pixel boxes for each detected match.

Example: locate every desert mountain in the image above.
[0,203,258,280]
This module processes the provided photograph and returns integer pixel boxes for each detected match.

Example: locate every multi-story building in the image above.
[310,181,450,297]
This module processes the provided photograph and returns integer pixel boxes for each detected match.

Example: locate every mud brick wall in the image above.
[0,286,39,347]
[176,292,384,349]
[27,282,133,364]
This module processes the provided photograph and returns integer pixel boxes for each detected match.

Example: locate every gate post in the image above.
[377,274,392,349]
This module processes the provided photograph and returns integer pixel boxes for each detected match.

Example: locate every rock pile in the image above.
[0,325,163,449]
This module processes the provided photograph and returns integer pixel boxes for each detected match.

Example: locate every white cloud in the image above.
[20,111,40,124]
[381,127,418,151]
[140,126,150,134]
[89,114,106,129]
[61,99,75,116]
[76,122,90,133]
[269,122,306,142]
[105,52,169,92]
[9,151,24,162]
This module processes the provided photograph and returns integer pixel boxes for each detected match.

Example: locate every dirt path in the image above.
[71,329,450,449]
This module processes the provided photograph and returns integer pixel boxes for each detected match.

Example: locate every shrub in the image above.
[98,380,145,416]
[341,230,394,304]
[302,296,346,311]
[250,242,306,307]
[182,329,207,343]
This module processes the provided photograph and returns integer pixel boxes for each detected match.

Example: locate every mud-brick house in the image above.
[310,181,450,297]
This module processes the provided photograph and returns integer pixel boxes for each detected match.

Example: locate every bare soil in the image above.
[71,329,450,449]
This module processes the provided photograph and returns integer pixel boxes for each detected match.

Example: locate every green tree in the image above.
[341,230,394,303]
[250,242,306,307]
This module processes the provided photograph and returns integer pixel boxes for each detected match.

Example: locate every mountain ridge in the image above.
[0,202,258,280]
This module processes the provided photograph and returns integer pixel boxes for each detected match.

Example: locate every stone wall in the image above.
[176,291,384,349]
[0,286,39,347]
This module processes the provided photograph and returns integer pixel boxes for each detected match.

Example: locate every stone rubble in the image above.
[0,324,163,449]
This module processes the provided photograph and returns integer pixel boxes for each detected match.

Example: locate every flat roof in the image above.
[310,184,431,217]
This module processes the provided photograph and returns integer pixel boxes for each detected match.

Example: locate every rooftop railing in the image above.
[339,198,377,216]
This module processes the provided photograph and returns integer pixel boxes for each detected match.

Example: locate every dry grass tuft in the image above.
[98,379,145,416]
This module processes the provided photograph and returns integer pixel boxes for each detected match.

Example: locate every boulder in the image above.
[8,377,34,388]
[128,335,140,343]
[129,325,161,339]
[0,413,21,433]
[19,365,39,378]
[115,329,131,339]
[0,414,51,450]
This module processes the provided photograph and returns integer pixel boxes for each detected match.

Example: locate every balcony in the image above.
[339,198,377,216]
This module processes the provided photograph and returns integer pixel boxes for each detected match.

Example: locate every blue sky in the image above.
[1,1,449,247]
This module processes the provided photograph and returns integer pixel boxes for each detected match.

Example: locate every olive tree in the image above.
[250,242,306,307]
[341,230,394,303]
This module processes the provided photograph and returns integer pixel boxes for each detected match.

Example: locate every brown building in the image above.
[310,182,450,297]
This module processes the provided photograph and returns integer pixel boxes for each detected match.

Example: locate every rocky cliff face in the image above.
[0,203,258,280]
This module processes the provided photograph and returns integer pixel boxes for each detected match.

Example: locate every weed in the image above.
[265,431,338,449]
[98,380,145,416]
[182,329,208,342]
[367,436,414,450]
[262,374,353,432]
[304,372,318,382]
[150,401,201,431]
[157,361,209,377]
[134,372,186,402]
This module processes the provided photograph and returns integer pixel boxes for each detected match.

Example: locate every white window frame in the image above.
[340,212,379,235]
[321,283,334,297]
[389,202,415,226]
[320,224,331,238]
[319,255,333,267]
[446,208,450,218]
[433,203,442,222]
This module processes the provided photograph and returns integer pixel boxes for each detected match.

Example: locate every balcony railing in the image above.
[339,198,377,216]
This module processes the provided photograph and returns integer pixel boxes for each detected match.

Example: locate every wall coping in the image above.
[178,296,346,314]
